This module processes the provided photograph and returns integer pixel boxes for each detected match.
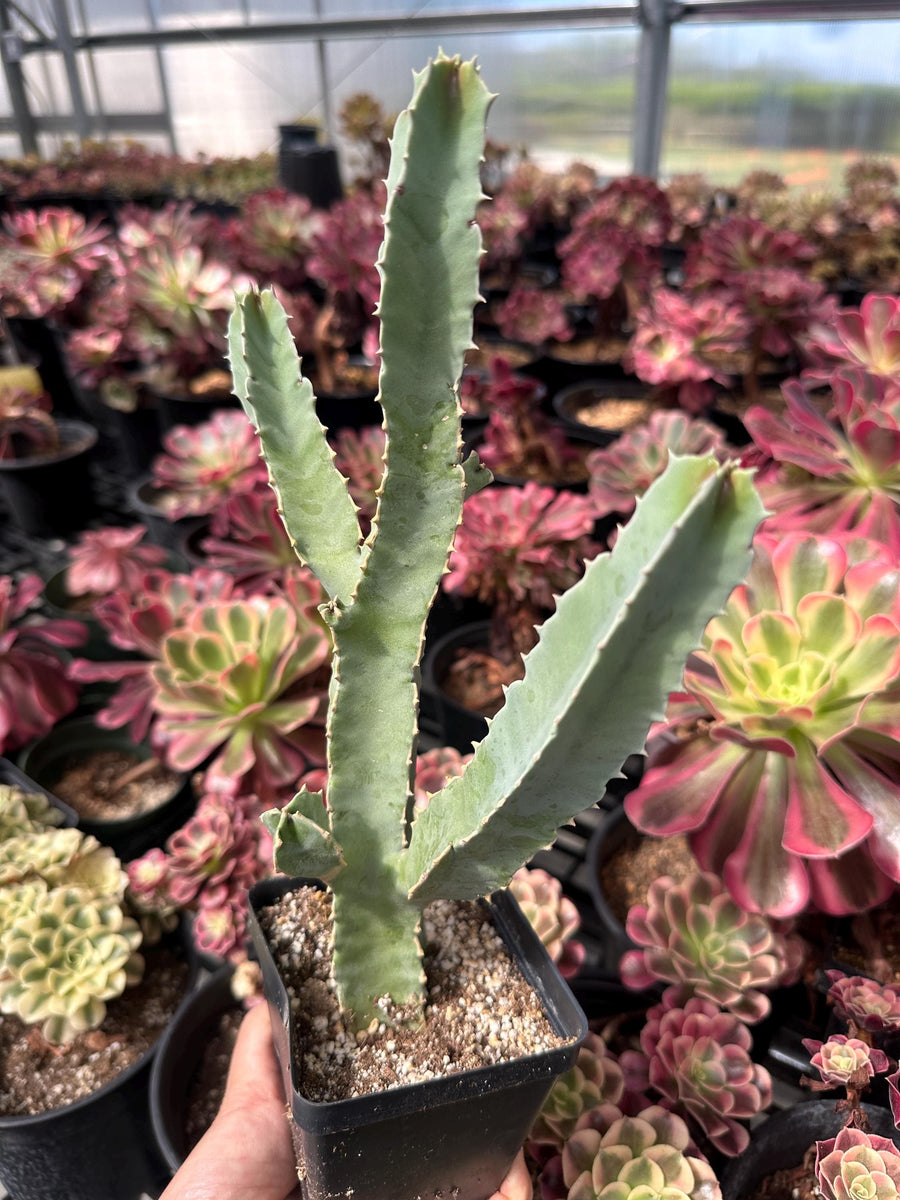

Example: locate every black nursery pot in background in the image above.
[248,876,587,1200]
[150,965,240,1176]
[18,715,194,861]
[720,1101,900,1200]
[421,620,492,753]
[0,418,98,538]
[0,925,198,1200]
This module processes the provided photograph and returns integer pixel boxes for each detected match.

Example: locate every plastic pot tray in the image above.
[248,875,587,1200]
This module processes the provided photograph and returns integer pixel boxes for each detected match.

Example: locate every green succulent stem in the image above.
[231,53,765,1029]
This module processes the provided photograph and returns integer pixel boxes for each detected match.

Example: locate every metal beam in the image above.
[310,0,334,145]
[632,0,677,177]
[49,0,90,140]
[17,6,640,53]
[680,0,900,18]
[0,2,38,154]
[0,111,172,133]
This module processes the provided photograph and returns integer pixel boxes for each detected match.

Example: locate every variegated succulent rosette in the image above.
[626,532,900,917]
[747,371,900,556]
[620,870,802,1023]
[0,785,143,1045]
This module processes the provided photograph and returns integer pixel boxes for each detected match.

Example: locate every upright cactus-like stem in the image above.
[230,54,766,1030]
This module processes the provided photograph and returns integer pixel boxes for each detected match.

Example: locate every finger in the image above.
[160,1003,298,1200]
[490,1151,532,1200]
[221,1001,287,1111]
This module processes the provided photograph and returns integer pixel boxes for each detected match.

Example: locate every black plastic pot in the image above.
[720,1101,900,1200]
[42,567,133,662]
[422,620,492,753]
[127,476,198,551]
[552,378,652,447]
[4,315,82,415]
[248,876,587,1200]
[532,341,629,398]
[150,965,240,1174]
[315,381,381,432]
[105,395,165,473]
[282,146,343,210]
[18,715,195,861]
[584,803,641,970]
[0,417,98,537]
[0,925,198,1200]
[153,385,240,432]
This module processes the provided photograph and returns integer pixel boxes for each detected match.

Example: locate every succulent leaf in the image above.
[229,291,365,604]
[405,458,764,902]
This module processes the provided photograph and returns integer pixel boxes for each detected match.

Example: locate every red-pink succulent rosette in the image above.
[746,370,900,557]
[803,1033,889,1087]
[626,533,900,917]
[0,573,86,753]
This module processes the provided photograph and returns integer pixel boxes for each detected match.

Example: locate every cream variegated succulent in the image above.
[0,886,143,1043]
[558,1104,721,1200]
[530,1033,625,1150]
[620,870,802,1023]
[0,826,123,898]
[0,784,65,840]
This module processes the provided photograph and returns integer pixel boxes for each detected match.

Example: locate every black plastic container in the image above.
[42,567,134,662]
[18,715,194,861]
[584,803,640,969]
[154,385,240,432]
[127,476,197,551]
[720,1101,900,1200]
[0,418,98,537]
[106,396,165,473]
[248,876,587,1200]
[4,315,82,415]
[552,378,653,447]
[0,925,198,1200]
[279,145,343,210]
[315,382,381,432]
[422,620,492,753]
[150,965,240,1175]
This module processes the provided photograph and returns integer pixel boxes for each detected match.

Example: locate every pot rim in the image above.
[248,875,587,1132]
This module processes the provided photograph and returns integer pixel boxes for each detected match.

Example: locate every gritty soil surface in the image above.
[490,446,591,486]
[744,1157,818,1200]
[49,749,181,821]
[561,393,657,434]
[313,361,379,397]
[0,947,189,1116]
[441,648,524,718]
[189,368,233,397]
[715,385,786,417]
[184,1006,244,1152]
[548,335,631,365]
[823,893,900,985]
[466,342,536,372]
[599,828,694,924]
[58,589,97,614]
[260,888,569,1104]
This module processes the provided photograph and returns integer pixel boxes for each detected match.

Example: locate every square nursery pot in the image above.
[248,876,588,1200]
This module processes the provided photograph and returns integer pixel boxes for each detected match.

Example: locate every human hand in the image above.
[161,1000,533,1200]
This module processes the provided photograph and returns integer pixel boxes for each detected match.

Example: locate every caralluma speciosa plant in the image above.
[229,54,763,1029]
